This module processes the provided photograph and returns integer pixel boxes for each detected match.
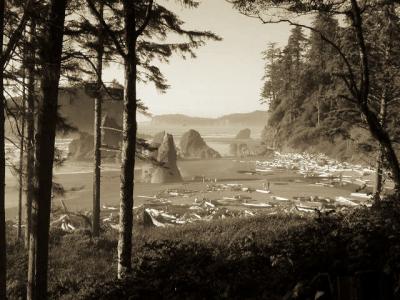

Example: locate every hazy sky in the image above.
[103,0,293,118]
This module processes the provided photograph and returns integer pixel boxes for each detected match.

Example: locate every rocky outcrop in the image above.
[179,129,221,159]
[148,131,165,159]
[235,128,251,139]
[230,141,274,158]
[230,143,250,157]
[68,115,123,162]
[68,132,94,161]
[68,131,121,162]
[101,114,122,150]
[151,133,182,183]
[261,126,268,142]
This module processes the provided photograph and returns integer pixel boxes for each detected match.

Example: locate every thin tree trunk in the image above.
[92,2,104,238]
[17,60,26,241]
[373,4,393,202]
[374,150,384,200]
[350,0,400,194]
[25,19,36,249]
[118,0,137,279]
[27,1,67,299]
[373,85,388,202]
[0,0,6,295]
[362,107,400,192]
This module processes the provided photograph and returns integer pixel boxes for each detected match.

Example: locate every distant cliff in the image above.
[150,111,268,127]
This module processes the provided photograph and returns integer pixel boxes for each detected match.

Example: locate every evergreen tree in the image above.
[27,1,68,299]
[0,0,33,296]
[86,0,220,278]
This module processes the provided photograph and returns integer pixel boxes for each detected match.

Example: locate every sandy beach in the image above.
[5,156,374,220]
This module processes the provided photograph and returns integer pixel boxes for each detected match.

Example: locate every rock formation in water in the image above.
[229,143,250,157]
[230,141,274,158]
[235,128,251,139]
[68,132,94,161]
[101,114,122,150]
[179,129,221,159]
[260,126,268,143]
[151,133,182,183]
[147,131,165,159]
[68,115,123,162]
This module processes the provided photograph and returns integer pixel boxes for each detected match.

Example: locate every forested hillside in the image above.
[151,110,268,127]
[261,10,400,163]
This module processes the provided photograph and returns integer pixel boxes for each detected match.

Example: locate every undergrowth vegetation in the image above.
[7,200,400,299]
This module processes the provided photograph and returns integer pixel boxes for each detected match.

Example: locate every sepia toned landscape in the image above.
[2,0,400,299]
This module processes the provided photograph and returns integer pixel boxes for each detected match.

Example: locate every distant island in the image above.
[149,110,268,127]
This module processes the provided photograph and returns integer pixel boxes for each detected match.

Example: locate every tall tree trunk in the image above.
[25,19,36,249]
[0,0,6,296]
[118,0,137,279]
[373,84,388,202]
[27,1,67,299]
[0,0,7,299]
[17,60,26,241]
[92,2,104,238]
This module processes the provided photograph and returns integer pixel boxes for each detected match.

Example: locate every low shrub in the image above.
[7,202,400,299]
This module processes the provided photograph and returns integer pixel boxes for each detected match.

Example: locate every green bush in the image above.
[7,202,400,299]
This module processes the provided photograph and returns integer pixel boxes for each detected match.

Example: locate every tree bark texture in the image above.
[0,0,6,297]
[118,0,137,279]
[25,19,36,249]
[92,2,104,238]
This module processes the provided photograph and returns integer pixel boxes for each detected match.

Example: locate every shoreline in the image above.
[5,153,380,221]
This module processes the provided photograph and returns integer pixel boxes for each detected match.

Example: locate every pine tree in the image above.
[27,1,68,298]
[86,0,220,278]
[0,0,33,296]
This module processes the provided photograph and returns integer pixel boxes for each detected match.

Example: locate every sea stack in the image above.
[151,133,183,183]
[101,114,122,150]
[235,128,251,139]
[148,131,166,159]
[180,129,221,159]
[68,132,94,161]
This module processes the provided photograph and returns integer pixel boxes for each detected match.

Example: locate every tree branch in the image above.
[136,0,154,37]
[86,0,127,59]
[0,0,33,68]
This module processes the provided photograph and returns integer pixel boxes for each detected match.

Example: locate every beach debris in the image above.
[102,204,118,211]
[143,209,167,227]
[350,192,372,199]
[255,152,380,189]
[255,189,271,194]
[243,203,272,208]
[271,196,289,201]
[335,196,359,207]
[50,215,77,232]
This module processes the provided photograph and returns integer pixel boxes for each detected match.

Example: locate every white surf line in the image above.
[137,195,156,199]
[54,167,121,175]
[54,170,93,175]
